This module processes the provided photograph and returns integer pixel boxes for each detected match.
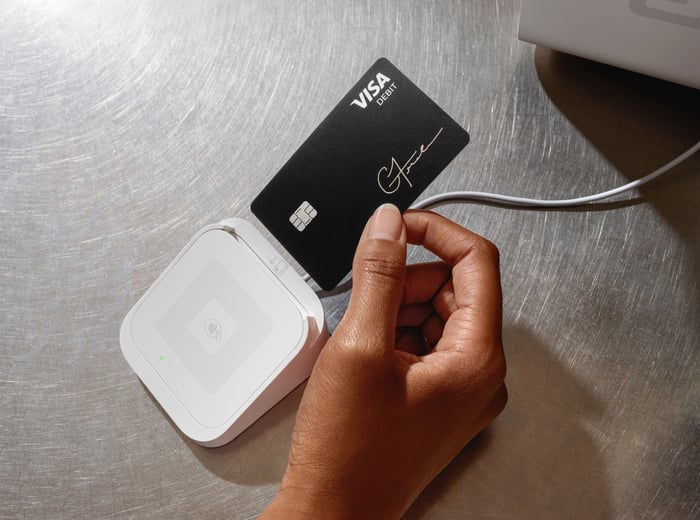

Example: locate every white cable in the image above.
[412,140,700,209]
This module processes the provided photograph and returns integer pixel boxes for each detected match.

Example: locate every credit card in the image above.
[251,57,469,290]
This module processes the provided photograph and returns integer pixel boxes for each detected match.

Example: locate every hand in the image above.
[260,205,507,519]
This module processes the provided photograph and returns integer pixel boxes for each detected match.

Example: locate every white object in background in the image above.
[120,219,327,447]
[519,0,700,89]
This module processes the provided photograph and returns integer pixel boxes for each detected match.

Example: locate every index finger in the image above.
[403,210,502,344]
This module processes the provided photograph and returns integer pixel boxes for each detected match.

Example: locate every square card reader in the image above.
[120,219,328,447]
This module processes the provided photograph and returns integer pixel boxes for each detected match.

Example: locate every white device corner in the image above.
[120,218,328,447]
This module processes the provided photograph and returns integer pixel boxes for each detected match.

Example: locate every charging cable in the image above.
[412,140,700,209]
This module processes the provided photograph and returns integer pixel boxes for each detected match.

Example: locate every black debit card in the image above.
[251,57,469,290]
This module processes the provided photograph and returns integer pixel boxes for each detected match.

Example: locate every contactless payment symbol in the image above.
[289,201,317,231]
[204,318,222,343]
[188,299,238,356]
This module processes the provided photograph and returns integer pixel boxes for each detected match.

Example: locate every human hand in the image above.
[260,205,507,519]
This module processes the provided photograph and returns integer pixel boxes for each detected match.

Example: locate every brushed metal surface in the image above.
[1,1,698,518]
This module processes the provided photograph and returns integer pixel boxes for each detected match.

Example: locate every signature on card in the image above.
[376,127,444,195]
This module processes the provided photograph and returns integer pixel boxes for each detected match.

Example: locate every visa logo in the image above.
[350,73,396,109]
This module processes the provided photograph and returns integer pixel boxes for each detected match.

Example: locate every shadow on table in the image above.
[186,383,304,485]
[405,325,613,519]
[533,47,700,309]
[534,48,700,164]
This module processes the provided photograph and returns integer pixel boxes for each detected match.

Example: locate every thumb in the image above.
[342,204,407,351]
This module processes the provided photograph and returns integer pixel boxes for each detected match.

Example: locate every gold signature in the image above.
[377,127,444,194]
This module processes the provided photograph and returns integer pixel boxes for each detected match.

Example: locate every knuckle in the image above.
[486,346,507,385]
[473,339,506,383]
[456,341,506,391]
[439,344,506,398]
[472,237,500,267]
[495,384,508,412]
[357,253,405,283]
[327,326,386,366]
[451,233,500,270]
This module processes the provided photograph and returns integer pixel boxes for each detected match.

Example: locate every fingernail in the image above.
[368,203,403,240]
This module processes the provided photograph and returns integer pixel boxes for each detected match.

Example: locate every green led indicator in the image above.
[159,355,165,361]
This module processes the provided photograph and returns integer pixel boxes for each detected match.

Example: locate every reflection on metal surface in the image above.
[1,0,698,518]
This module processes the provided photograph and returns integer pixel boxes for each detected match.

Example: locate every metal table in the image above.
[2,1,698,518]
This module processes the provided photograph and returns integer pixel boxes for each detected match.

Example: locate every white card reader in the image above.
[120,218,328,447]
